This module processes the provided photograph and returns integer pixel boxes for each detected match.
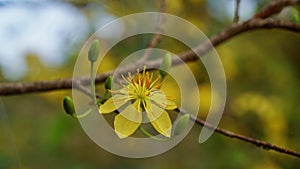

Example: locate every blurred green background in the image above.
[1,0,300,168]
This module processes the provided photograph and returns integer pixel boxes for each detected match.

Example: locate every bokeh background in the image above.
[1,0,300,168]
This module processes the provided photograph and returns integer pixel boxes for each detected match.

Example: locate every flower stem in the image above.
[72,108,92,119]
[90,62,97,104]
[139,126,169,141]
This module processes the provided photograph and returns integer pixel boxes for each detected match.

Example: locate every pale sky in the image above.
[0,1,90,80]
[207,0,257,22]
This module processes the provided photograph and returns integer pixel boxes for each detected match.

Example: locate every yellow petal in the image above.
[114,100,142,138]
[165,100,177,110]
[150,91,166,103]
[150,91,177,110]
[119,99,142,123]
[146,103,172,138]
[98,95,128,114]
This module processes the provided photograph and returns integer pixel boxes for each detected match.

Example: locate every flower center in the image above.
[136,85,148,98]
[120,67,162,109]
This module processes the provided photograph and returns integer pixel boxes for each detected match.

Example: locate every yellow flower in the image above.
[99,67,177,139]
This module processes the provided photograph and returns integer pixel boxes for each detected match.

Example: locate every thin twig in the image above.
[137,0,166,63]
[176,108,300,158]
[73,80,101,99]
[195,115,300,158]
[113,0,166,82]
[233,0,241,23]
[0,19,299,96]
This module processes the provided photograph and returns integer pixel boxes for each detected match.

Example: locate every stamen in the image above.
[128,72,133,80]
[142,99,147,111]
[121,74,130,84]
[152,82,162,90]
[166,96,176,101]
[149,75,161,89]
[110,90,123,94]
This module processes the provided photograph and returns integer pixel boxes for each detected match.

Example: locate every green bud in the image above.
[105,75,114,90]
[88,39,100,62]
[160,52,172,78]
[173,114,190,136]
[63,96,75,116]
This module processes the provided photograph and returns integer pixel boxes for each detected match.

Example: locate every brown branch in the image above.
[233,0,241,23]
[0,1,296,93]
[1,1,299,96]
[0,19,299,96]
[73,80,101,99]
[0,78,73,95]
[175,19,300,64]
[254,0,300,19]
[177,108,300,158]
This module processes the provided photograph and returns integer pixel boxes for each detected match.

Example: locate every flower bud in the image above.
[173,114,190,136]
[88,39,100,62]
[105,75,114,90]
[63,96,75,116]
[160,52,172,77]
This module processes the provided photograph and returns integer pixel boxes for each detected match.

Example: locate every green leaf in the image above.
[173,114,190,136]
[160,52,172,78]
[105,75,114,90]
